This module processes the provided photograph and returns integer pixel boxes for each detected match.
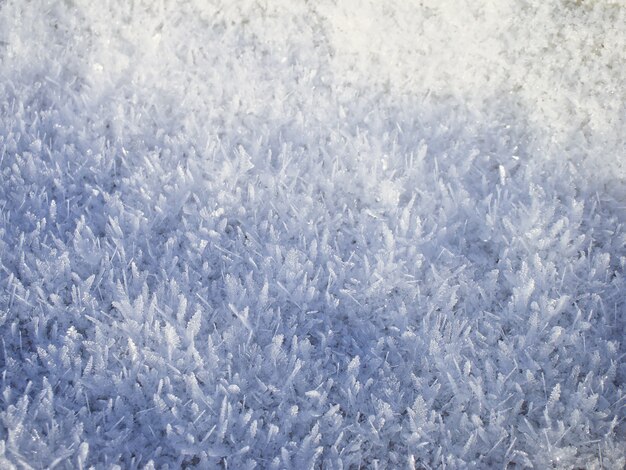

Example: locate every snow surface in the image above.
[0,0,625,468]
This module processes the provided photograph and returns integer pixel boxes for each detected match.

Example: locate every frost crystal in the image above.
[0,0,624,468]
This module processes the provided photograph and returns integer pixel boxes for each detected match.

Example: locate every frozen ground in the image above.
[0,0,625,468]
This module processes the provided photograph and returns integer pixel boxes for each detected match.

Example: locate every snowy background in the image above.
[0,0,625,468]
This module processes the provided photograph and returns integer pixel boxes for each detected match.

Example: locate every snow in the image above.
[0,0,625,468]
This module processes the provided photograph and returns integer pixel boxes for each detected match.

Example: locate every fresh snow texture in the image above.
[0,0,625,468]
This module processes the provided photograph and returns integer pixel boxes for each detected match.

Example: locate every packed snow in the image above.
[0,0,625,468]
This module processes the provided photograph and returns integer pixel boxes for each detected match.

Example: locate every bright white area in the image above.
[0,0,624,468]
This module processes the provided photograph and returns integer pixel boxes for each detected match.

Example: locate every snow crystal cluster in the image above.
[0,0,624,468]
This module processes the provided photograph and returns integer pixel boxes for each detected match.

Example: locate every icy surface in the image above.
[0,0,625,468]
